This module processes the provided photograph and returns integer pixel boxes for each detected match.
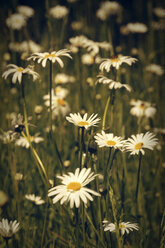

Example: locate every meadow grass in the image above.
[0,0,165,247]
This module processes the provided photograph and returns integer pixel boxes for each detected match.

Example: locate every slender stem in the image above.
[41,199,49,248]
[49,61,53,134]
[82,205,86,248]
[75,208,79,247]
[102,95,110,130]
[85,210,106,248]
[107,147,112,168]
[79,127,85,169]
[135,152,142,202]
[109,149,118,172]
[5,238,9,248]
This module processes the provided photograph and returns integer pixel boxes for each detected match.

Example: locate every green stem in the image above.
[135,152,142,202]
[5,238,9,248]
[41,199,49,248]
[85,211,106,248]
[102,95,110,130]
[82,205,86,248]
[79,127,85,169]
[49,61,53,134]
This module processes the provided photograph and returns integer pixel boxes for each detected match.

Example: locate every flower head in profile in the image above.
[27,49,72,68]
[94,130,125,150]
[146,64,164,76]
[0,219,20,238]
[25,194,45,205]
[66,113,100,129]
[96,75,132,92]
[2,64,39,84]
[54,73,75,84]
[48,168,100,208]
[124,132,158,155]
[49,5,69,19]
[96,1,122,21]
[125,22,148,33]
[99,55,137,72]
[153,7,165,18]
[6,13,27,30]
[103,220,139,235]
[17,5,34,18]
[15,133,44,149]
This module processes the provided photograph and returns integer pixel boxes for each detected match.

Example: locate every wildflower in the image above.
[66,112,100,129]
[48,168,100,208]
[49,5,69,19]
[81,53,95,65]
[69,35,88,48]
[71,21,83,31]
[15,173,23,181]
[96,1,122,21]
[146,64,164,76]
[103,220,139,235]
[6,13,27,30]
[96,75,131,92]
[34,105,43,115]
[0,130,17,144]
[25,194,45,205]
[130,99,156,118]
[83,39,111,55]
[125,22,148,33]
[2,64,39,84]
[0,219,20,238]
[54,73,75,84]
[15,133,44,149]
[124,132,158,155]
[94,130,125,150]
[43,89,70,117]
[99,55,137,72]
[153,7,165,18]
[17,5,34,18]
[27,49,72,68]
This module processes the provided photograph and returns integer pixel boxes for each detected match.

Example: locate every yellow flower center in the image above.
[78,121,89,127]
[111,56,119,63]
[17,67,24,72]
[57,98,66,106]
[140,103,145,109]
[30,136,34,142]
[135,142,143,150]
[56,88,61,93]
[67,182,81,191]
[106,140,116,146]
[119,223,125,229]
[44,53,56,59]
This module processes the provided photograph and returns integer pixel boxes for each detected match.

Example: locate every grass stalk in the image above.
[135,152,142,202]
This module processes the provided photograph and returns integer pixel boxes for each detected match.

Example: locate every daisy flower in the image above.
[0,219,20,238]
[6,13,26,30]
[27,49,72,68]
[48,168,100,208]
[25,194,45,205]
[146,64,164,76]
[96,1,122,21]
[124,132,158,155]
[153,7,165,18]
[54,73,75,84]
[2,64,39,84]
[103,220,139,235]
[17,5,34,18]
[96,75,132,92]
[66,112,101,129]
[15,133,44,149]
[49,5,69,19]
[130,99,156,118]
[125,22,148,33]
[99,55,137,72]
[81,53,95,65]
[94,130,125,150]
